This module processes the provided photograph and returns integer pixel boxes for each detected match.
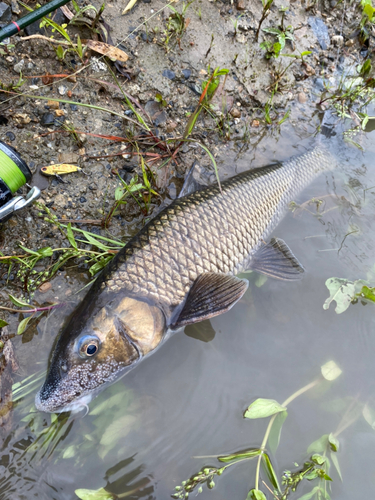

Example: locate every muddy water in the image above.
[1,116,375,500]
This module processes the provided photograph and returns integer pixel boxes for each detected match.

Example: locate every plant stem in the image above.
[0,304,63,314]
[254,378,321,491]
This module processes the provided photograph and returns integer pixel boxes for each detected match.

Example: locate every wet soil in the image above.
[0,0,372,399]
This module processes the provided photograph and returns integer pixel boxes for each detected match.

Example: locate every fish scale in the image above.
[101,146,332,312]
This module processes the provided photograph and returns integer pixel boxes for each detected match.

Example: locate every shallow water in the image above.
[2,115,375,500]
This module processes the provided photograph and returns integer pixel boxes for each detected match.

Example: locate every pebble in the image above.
[298,92,307,103]
[48,100,60,110]
[13,59,24,74]
[80,196,87,203]
[39,282,52,293]
[162,69,176,80]
[40,113,55,127]
[58,85,67,96]
[0,2,11,24]
[5,131,15,141]
[230,108,241,118]
[332,35,344,47]
[13,113,31,125]
[166,121,177,133]
[10,0,20,14]
[237,0,246,10]
[70,104,78,111]
[182,68,191,79]
[251,120,260,128]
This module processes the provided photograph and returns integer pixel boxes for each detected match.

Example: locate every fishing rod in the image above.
[0,0,71,43]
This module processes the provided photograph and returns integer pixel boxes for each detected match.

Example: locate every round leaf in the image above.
[247,489,267,500]
[321,360,342,381]
[75,488,114,500]
[245,398,286,419]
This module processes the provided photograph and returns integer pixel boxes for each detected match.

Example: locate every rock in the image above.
[332,35,344,47]
[251,119,260,127]
[48,100,60,110]
[58,152,79,163]
[13,59,24,74]
[162,69,176,80]
[154,111,167,126]
[5,131,15,141]
[11,0,20,15]
[237,0,246,10]
[0,2,11,25]
[91,57,107,72]
[166,121,177,133]
[70,104,78,111]
[80,196,87,203]
[55,109,64,117]
[39,282,52,293]
[345,39,354,47]
[58,85,67,96]
[182,68,191,79]
[13,113,31,126]
[230,107,241,118]
[308,17,330,50]
[24,19,45,36]
[40,113,55,127]
[53,194,65,208]
[298,92,307,103]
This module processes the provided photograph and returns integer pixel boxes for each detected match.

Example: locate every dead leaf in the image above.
[86,40,129,62]
[122,0,138,15]
[60,4,74,20]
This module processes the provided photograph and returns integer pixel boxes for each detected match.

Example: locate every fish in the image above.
[35,145,334,413]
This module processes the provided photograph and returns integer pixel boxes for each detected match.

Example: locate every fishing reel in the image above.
[0,140,41,223]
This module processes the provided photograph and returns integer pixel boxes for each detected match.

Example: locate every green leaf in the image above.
[81,233,112,251]
[307,434,329,454]
[328,433,339,452]
[244,398,286,419]
[62,444,76,459]
[301,50,312,56]
[305,470,319,480]
[115,185,124,201]
[359,285,375,302]
[269,410,288,454]
[321,360,342,381]
[17,315,33,335]
[18,244,40,256]
[323,277,367,314]
[262,452,280,491]
[9,294,30,308]
[330,451,342,481]
[56,45,64,59]
[66,222,77,250]
[311,454,326,465]
[363,403,375,429]
[77,34,83,58]
[364,3,374,18]
[218,449,261,463]
[37,246,54,257]
[0,319,9,328]
[74,488,114,500]
[296,486,321,500]
[247,489,267,500]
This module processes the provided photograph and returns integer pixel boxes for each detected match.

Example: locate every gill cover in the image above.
[35,296,165,413]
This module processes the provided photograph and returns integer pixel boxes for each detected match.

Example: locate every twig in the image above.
[20,34,77,47]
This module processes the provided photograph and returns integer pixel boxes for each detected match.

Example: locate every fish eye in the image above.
[77,336,100,358]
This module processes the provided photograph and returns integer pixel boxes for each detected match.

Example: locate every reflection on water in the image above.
[2,115,375,499]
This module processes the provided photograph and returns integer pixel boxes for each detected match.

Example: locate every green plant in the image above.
[172,360,342,499]
[255,0,274,42]
[260,25,294,59]
[359,0,375,43]
[162,1,194,51]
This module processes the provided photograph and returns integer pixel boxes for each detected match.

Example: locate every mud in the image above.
[0,0,370,330]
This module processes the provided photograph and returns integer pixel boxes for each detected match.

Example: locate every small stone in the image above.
[251,119,260,128]
[5,131,15,141]
[54,116,65,126]
[40,113,55,126]
[80,196,87,203]
[70,104,78,111]
[0,2,11,25]
[332,35,344,47]
[298,92,307,103]
[39,282,52,293]
[162,69,176,80]
[58,85,67,96]
[67,75,77,83]
[55,109,64,117]
[48,100,60,109]
[230,108,241,118]
[237,0,246,10]
[166,121,177,133]
[13,113,31,125]
[345,39,354,47]
[11,0,20,15]
[182,68,191,79]
[13,59,24,74]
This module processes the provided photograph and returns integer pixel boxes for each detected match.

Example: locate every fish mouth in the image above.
[35,389,93,414]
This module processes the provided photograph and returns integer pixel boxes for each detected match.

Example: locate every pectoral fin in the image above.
[178,161,214,198]
[172,273,248,329]
[249,238,304,281]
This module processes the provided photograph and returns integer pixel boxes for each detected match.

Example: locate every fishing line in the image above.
[0,141,31,192]
[0,2,175,107]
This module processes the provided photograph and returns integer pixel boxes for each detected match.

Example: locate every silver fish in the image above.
[35,146,333,413]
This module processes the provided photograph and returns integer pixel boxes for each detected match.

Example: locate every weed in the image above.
[0,203,124,296]
[260,24,294,59]
[161,1,193,51]
[255,0,274,42]
[172,360,342,500]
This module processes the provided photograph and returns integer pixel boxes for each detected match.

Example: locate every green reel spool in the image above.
[0,140,32,193]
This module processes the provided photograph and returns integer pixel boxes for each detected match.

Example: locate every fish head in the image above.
[35,296,166,413]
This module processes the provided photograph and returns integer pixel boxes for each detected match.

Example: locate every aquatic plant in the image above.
[323,277,375,314]
[172,361,342,500]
